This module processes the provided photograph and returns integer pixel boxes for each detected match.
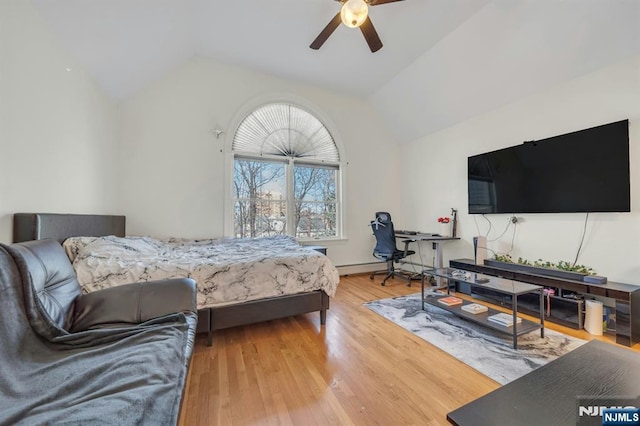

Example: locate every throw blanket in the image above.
[64,235,340,309]
[0,245,194,425]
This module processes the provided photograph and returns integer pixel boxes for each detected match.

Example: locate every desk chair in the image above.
[369,212,416,286]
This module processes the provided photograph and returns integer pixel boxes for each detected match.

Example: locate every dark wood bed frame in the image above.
[13,213,330,346]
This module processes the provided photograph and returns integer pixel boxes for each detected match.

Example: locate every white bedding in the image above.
[63,235,340,310]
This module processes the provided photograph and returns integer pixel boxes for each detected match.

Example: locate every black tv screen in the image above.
[468,119,630,214]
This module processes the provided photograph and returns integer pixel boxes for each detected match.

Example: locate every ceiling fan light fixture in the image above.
[340,0,369,28]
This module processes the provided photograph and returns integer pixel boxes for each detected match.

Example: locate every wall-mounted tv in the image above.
[468,119,630,214]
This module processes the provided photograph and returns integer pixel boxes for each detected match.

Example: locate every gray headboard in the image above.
[13,213,126,243]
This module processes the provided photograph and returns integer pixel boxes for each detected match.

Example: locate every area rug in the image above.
[364,293,587,385]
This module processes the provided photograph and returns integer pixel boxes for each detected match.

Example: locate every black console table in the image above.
[449,259,640,347]
[447,340,640,425]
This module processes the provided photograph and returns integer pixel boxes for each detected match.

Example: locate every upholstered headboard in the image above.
[13,213,126,243]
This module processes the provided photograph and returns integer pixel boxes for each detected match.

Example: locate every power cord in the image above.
[476,214,521,258]
[473,214,494,238]
[473,215,481,236]
[477,245,498,258]
[488,216,512,242]
[507,220,518,254]
[481,214,492,237]
[572,213,589,267]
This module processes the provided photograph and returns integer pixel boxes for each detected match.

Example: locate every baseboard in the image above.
[336,262,385,276]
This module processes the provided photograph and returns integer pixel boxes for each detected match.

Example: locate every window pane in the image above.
[230,102,342,240]
[233,159,286,238]
[294,165,337,238]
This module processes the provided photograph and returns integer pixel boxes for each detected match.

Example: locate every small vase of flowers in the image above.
[437,217,451,236]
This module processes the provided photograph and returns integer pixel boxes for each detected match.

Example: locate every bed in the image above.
[13,213,339,346]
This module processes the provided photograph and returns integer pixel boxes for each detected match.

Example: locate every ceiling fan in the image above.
[310,0,404,53]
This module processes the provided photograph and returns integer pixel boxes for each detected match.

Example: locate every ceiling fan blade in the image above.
[360,16,383,52]
[310,12,342,50]
[369,0,404,5]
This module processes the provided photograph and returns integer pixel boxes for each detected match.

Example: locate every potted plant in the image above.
[487,254,596,281]
[437,216,450,236]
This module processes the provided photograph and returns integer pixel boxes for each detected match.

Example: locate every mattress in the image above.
[63,235,340,310]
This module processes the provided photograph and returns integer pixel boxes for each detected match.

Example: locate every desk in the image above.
[447,340,640,426]
[395,233,459,287]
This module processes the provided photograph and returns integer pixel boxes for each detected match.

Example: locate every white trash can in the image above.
[584,299,604,335]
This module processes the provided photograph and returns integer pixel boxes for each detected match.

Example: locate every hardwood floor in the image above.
[179,274,639,426]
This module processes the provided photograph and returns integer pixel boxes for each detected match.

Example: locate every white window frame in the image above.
[223,95,347,241]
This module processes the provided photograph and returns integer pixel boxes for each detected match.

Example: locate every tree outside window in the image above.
[232,103,341,240]
[234,159,286,238]
[294,165,337,238]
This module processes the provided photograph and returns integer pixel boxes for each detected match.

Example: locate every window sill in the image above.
[298,237,348,245]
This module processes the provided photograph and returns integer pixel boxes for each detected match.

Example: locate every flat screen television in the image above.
[468,119,630,214]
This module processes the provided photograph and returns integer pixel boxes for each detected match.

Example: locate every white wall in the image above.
[118,56,402,266]
[13,0,636,279]
[0,1,119,244]
[371,0,640,144]
[399,56,640,284]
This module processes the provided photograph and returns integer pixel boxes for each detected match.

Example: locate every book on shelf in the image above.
[461,303,488,314]
[487,312,522,326]
[438,296,463,306]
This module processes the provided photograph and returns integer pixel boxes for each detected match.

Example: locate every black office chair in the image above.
[369,212,416,286]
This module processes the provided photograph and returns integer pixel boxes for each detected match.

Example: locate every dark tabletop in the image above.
[447,340,640,426]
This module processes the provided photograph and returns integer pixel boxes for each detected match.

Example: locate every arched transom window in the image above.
[232,103,342,240]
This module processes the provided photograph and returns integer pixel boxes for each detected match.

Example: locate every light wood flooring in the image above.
[179,274,639,426]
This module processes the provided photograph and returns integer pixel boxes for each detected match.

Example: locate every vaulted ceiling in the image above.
[32,0,640,143]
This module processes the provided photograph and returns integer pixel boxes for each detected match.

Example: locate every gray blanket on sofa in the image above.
[0,246,194,425]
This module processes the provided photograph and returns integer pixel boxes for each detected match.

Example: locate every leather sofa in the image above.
[0,239,198,425]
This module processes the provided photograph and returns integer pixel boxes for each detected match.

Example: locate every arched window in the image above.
[231,103,343,240]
